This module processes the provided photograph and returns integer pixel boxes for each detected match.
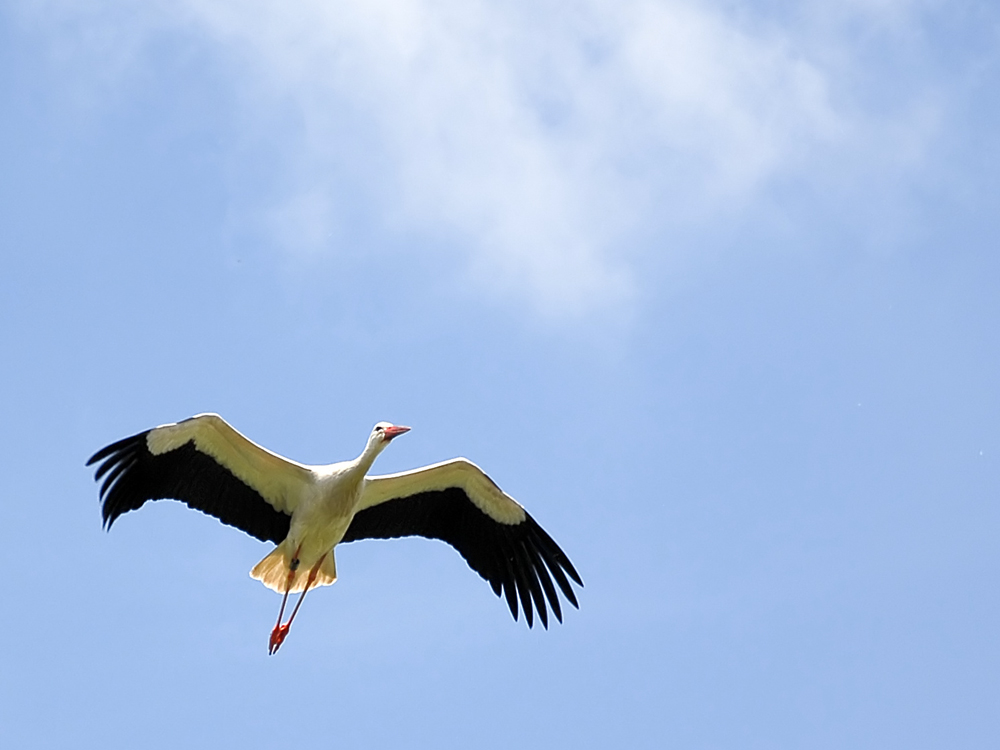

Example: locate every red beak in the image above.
[383,425,411,441]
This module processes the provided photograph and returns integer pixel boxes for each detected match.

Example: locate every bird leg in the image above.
[284,554,326,630]
[268,550,327,655]
[269,544,302,655]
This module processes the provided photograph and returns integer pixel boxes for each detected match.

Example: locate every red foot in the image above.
[269,623,290,655]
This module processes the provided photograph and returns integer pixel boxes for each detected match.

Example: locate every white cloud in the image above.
[19,0,940,315]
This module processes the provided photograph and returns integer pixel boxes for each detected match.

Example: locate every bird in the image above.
[87,414,582,653]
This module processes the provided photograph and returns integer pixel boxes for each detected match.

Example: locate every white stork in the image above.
[87,414,582,654]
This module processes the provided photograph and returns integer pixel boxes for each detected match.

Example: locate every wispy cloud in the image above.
[21,0,943,314]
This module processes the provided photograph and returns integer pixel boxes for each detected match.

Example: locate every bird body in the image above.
[250,460,359,594]
[88,414,581,652]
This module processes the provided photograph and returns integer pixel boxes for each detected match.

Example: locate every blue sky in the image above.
[1,1,998,748]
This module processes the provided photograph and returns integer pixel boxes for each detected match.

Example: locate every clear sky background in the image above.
[2,1,998,748]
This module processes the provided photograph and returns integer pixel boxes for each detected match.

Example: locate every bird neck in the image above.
[353,440,385,476]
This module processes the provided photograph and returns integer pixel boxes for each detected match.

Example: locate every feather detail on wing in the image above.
[87,414,308,543]
[343,460,582,628]
[357,459,526,523]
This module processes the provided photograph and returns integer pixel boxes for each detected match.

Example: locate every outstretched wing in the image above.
[343,459,582,628]
[87,414,309,544]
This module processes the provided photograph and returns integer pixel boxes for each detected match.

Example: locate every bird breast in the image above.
[286,468,363,560]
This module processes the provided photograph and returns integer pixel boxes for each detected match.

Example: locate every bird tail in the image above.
[250,541,338,593]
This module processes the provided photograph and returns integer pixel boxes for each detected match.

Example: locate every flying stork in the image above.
[87,414,582,653]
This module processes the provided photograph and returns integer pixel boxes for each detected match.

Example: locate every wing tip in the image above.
[87,430,149,467]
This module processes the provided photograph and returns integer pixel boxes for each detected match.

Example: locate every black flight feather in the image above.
[87,431,292,544]
[340,487,582,627]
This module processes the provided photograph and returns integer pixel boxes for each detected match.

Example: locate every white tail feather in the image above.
[250,542,338,593]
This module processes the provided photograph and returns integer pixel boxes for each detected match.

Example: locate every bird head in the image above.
[371,422,410,450]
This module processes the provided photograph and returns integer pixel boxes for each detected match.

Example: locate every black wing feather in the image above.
[524,536,561,624]
[87,431,292,544]
[528,524,581,607]
[340,487,582,628]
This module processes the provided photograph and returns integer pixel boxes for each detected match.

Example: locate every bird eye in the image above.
[375,425,384,432]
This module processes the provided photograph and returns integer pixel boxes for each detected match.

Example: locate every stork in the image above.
[87,415,582,653]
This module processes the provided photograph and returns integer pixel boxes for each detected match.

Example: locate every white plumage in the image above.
[89,414,582,653]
